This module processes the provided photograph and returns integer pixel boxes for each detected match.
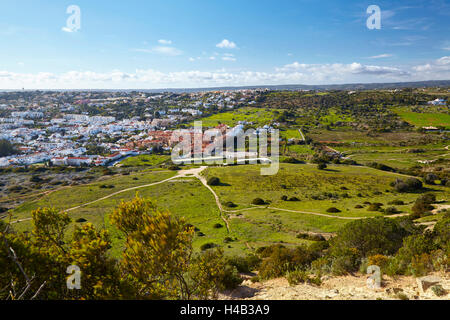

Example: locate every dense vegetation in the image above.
[246,214,449,284]
[0,140,17,157]
[0,196,242,300]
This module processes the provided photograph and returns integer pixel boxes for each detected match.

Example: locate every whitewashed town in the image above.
[0,89,262,167]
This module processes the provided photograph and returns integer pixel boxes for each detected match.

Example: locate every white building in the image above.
[428,99,446,106]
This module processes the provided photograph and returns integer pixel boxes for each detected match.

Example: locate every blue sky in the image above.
[0,0,449,89]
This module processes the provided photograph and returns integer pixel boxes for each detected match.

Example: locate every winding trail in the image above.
[65,176,178,212]
[298,129,306,142]
[266,207,363,220]
[190,167,231,232]
[7,165,445,235]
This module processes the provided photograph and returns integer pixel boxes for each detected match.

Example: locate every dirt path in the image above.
[191,167,232,232]
[298,129,306,142]
[8,165,445,234]
[65,176,178,212]
[64,167,209,213]
[8,168,204,224]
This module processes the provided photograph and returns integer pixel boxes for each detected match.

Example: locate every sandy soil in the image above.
[219,272,450,300]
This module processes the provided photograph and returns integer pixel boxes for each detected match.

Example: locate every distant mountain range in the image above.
[1,80,450,93]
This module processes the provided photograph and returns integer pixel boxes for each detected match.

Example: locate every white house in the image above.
[428,99,446,106]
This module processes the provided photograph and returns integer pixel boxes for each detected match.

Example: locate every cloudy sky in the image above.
[0,0,450,89]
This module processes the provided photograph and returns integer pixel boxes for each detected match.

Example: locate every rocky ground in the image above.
[219,272,449,300]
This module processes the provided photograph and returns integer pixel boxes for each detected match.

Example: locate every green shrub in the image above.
[396,292,409,300]
[30,175,43,183]
[251,198,266,205]
[384,206,400,215]
[326,207,341,213]
[257,245,316,280]
[213,223,224,229]
[207,177,221,186]
[99,184,115,189]
[388,199,405,205]
[330,247,360,275]
[329,217,415,259]
[368,203,383,211]
[392,234,435,276]
[226,254,261,273]
[223,237,234,243]
[311,257,332,274]
[424,173,438,185]
[218,264,243,290]
[431,285,447,297]
[286,269,308,286]
[282,157,304,164]
[224,201,237,208]
[410,253,433,277]
[200,243,218,251]
[368,254,389,270]
[434,215,450,247]
[368,162,396,172]
[393,178,423,193]
[411,194,436,219]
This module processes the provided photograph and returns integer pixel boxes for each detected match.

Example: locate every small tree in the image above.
[207,177,221,186]
[252,198,266,205]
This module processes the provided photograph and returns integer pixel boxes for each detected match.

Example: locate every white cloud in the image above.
[276,61,409,78]
[368,54,393,59]
[132,46,182,56]
[151,46,182,56]
[216,39,237,49]
[413,56,450,78]
[3,57,450,89]
[221,53,236,61]
[222,56,236,62]
[158,39,172,45]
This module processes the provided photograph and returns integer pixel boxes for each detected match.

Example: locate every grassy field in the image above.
[309,130,441,145]
[333,143,449,169]
[119,154,171,167]
[193,107,281,127]
[8,162,450,257]
[393,107,450,129]
[345,150,450,169]
[10,170,176,231]
[284,145,314,155]
[319,109,354,125]
[280,128,302,139]
[202,164,449,219]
